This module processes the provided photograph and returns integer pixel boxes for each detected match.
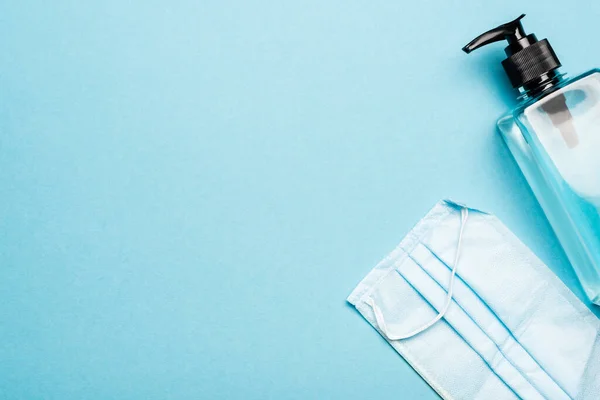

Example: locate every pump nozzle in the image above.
[463,15,576,148]
[462,14,561,89]
[462,14,527,54]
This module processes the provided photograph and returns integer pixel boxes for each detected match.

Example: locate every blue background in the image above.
[1,1,599,399]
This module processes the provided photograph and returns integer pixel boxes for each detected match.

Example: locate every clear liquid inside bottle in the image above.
[498,70,600,304]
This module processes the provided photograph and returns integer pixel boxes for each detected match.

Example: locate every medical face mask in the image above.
[347,200,600,400]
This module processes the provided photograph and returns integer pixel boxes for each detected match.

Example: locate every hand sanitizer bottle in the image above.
[464,14,600,304]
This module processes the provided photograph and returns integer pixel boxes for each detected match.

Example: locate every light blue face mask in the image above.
[348,200,600,400]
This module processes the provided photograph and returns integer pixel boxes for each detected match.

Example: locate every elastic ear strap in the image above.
[367,208,469,341]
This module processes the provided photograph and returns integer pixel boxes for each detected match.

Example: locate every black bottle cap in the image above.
[462,14,561,89]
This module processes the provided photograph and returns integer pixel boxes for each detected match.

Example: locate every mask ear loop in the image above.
[367,207,469,340]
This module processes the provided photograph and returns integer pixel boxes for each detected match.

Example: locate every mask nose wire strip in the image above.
[367,207,469,340]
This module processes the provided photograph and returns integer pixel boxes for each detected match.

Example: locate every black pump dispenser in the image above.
[463,14,561,90]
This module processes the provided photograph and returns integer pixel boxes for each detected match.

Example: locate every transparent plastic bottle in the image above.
[465,15,600,303]
[498,70,600,303]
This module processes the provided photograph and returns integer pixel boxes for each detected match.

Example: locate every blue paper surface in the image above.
[1,1,599,398]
